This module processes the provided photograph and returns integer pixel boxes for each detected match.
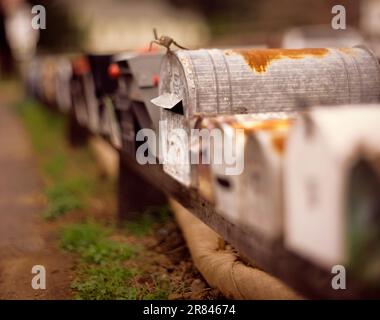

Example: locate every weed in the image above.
[60,222,106,250]
[71,264,138,300]
[15,99,65,154]
[61,223,141,299]
[81,240,135,264]
[42,178,92,220]
[16,99,97,220]
[43,153,68,181]
[139,278,170,300]
[125,205,171,237]
[125,214,155,237]
[43,193,82,220]
[60,222,136,264]
[72,264,170,300]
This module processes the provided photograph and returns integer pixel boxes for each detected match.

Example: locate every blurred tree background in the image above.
[168,0,360,45]
[28,0,85,52]
[26,0,363,51]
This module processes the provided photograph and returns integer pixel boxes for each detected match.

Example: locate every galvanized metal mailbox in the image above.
[152,47,380,186]
[40,57,58,106]
[112,52,163,155]
[26,57,43,101]
[86,54,118,140]
[71,56,92,128]
[284,106,380,284]
[55,57,73,113]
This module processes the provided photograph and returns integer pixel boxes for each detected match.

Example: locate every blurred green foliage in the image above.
[60,222,136,264]
[71,264,138,300]
[125,205,170,237]
[61,222,169,299]
[16,99,93,219]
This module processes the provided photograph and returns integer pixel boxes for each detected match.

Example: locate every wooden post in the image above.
[117,153,166,222]
[67,110,89,147]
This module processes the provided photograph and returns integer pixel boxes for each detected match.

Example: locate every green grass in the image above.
[125,214,155,237]
[125,205,171,237]
[60,222,136,265]
[60,222,107,250]
[60,222,170,299]
[15,99,66,154]
[80,240,135,264]
[16,99,97,219]
[16,98,171,299]
[71,264,138,300]
[43,153,68,181]
[42,179,89,220]
[60,223,137,299]
[139,279,170,300]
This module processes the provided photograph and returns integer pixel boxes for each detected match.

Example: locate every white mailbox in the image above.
[284,106,380,278]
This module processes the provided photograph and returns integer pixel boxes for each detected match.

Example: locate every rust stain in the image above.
[271,132,287,155]
[229,118,292,155]
[232,48,330,73]
[199,116,293,132]
[230,118,293,132]
[197,116,292,155]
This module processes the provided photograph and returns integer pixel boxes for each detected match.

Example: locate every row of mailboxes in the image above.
[26,51,163,153]
[150,47,380,284]
[152,46,380,186]
[26,46,380,161]
[26,46,380,285]
[188,107,380,286]
[112,52,163,156]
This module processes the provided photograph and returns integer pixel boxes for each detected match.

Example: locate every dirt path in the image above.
[0,94,73,299]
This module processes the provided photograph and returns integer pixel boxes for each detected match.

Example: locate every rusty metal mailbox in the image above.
[152,47,380,186]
